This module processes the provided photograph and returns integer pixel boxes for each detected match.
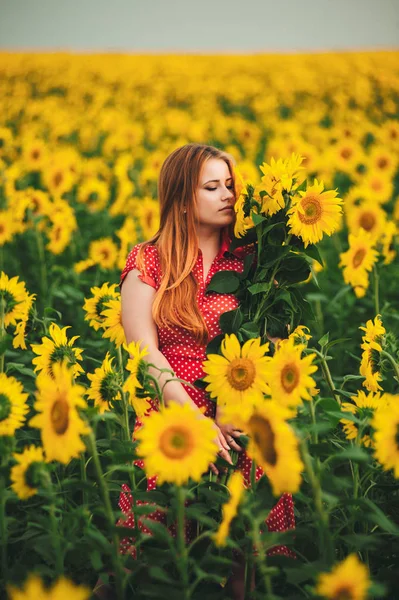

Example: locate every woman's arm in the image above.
[121,269,200,409]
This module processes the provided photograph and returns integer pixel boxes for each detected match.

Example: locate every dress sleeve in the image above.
[119,244,161,290]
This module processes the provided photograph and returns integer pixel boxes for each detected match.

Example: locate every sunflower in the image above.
[8,574,90,600]
[74,258,96,274]
[0,210,16,246]
[135,401,218,485]
[122,340,152,415]
[43,162,75,198]
[46,214,76,256]
[315,553,370,600]
[89,237,118,270]
[287,179,343,247]
[101,298,126,347]
[22,138,49,172]
[77,178,109,212]
[31,322,84,379]
[83,282,120,331]
[372,395,399,477]
[86,352,122,413]
[359,315,385,393]
[10,445,45,500]
[233,184,255,238]
[0,272,33,328]
[246,401,303,495]
[135,196,160,240]
[203,334,271,408]
[214,471,245,546]
[381,220,397,265]
[0,373,29,436]
[340,390,389,447]
[346,200,386,243]
[29,361,90,464]
[266,338,317,410]
[339,230,379,298]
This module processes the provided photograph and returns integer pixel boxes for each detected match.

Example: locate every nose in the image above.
[222,185,234,201]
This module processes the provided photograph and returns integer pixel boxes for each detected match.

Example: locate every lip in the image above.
[219,206,234,211]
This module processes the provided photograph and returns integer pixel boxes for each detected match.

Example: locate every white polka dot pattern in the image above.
[117,233,296,559]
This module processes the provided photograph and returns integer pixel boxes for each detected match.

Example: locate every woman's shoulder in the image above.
[120,242,161,289]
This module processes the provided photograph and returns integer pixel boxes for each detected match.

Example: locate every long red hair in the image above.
[136,143,238,346]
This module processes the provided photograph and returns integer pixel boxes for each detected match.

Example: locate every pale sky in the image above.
[0,0,398,52]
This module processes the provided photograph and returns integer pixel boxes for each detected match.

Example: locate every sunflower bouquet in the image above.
[206,154,343,346]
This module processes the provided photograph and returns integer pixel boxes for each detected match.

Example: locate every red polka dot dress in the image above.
[117,229,296,558]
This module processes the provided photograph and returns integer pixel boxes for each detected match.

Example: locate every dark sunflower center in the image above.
[50,396,69,435]
[25,461,44,489]
[248,414,277,466]
[226,358,256,391]
[281,363,299,393]
[31,149,40,160]
[298,197,322,225]
[159,426,193,459]
[49,347,77,376]
[0,393,11,421]
[53,171,63,188]
[377,157,388,169]
[99,371,121,403]
[333,586,353,600]
[352,248,366,268]
[371,179,382,191]
[0,289,19,315]
[341,148,352,160]
[0,224,4,235]
[359,212,376,231]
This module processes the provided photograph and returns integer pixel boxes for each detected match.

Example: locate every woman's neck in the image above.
[197,228,222,258]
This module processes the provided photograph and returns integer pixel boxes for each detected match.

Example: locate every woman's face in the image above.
[195,158,235,229]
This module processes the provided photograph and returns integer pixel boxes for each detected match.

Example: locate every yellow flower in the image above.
[29,362,90,464]
[340,390,389,447]
[315,554,370,600]
[214,471,245,546]
[0,210,17,246]
[203,334,271,408]
[135,401,218,485]
[101,298,126,347]
[31,322,84,379]
[135,196,160,239]
[266,338,318,410]
[8,574,90,600]
[0,272,34,328]
[372,397,399,477]
[83,282,120,331]
[381,220,397,265]
[77,178,109,212]
[287,179,343,247]
[339,230,379,298]
[46,213,76,256]
[43,162,76,198]
[346,200,386,243]
[89,237,118,270]
[246,401,303,495]
[359,315,385,393]
[233,186,255,238]
[86,352,121,413]
[10,445,45,500]
[0,373,29,436]
[21,138,49,172]
[74,258,96,274]
[122,340,153,416]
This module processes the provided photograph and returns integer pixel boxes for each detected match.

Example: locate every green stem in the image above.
[250,457,257,492]
[309,400,320,477]
[313,349,341,405]
[176,486,189,598]
[80,455,88,509]
[41,472,63,576]
[252,521,273,597]
[381,350,399,384]
[86,430,125,600]
[117,346,130,441]
[300,438,334,564]
[34,224,48,309]
[0,297,5,373]
[373,265,380,316]
[0,477,7,580]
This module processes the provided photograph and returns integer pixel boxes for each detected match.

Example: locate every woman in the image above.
[118,143,295,597]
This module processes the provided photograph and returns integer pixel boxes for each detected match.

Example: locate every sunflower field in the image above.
[1,50,399,600]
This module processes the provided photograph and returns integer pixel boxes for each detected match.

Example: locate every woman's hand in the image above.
[215,406,243,453]
[209,422,233,476]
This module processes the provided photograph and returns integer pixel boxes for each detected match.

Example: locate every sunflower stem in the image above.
[300,437,334,565]
[373,265,380,316]
[252,520,273,597]
[34,223,48,310]
[250,457,257,492]
[380,349,399,384]
[314,349,341,406]
[86,430,125,600]
[80,454,88,509]
[0,296,5,373]
[0,476,8,579]
[176,486,189,598]
[41,471,64,576]
[117,345,131,441]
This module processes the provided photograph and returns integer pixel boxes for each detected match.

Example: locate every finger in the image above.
[228,439,242,452]
[210,462,219,475]
[219,434,230,452]
[219,448,233,465]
